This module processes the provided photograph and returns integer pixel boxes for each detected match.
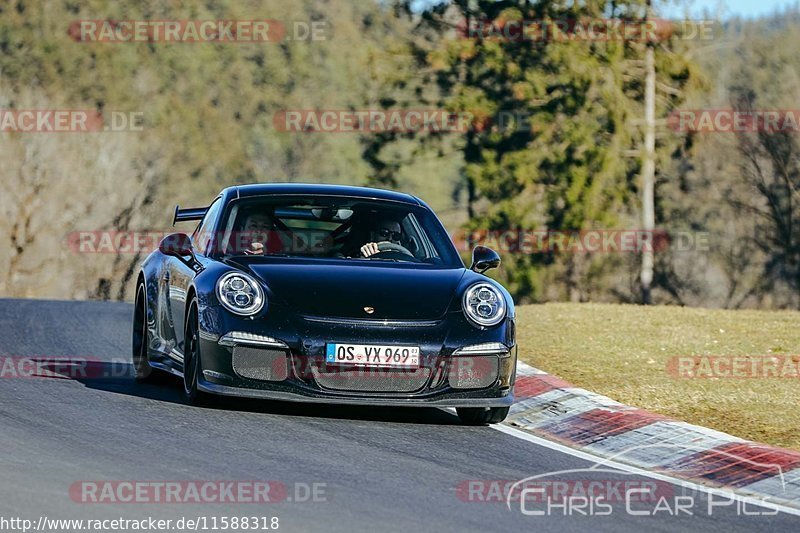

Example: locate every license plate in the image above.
[326,343,420,368]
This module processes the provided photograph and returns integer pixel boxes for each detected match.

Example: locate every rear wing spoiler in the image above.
[172,205,207,226]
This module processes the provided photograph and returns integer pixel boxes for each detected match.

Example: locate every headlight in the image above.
[216,272,265,316]
[463,282,506,327]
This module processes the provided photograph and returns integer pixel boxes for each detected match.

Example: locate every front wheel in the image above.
[457,406,510,425]
[183,298,212,406]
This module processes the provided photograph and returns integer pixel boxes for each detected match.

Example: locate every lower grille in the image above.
[448,356,499,389]
[312,366,431,393]
[232,346,288,381]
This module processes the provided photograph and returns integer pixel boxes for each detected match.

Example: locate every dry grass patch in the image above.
[515,303,800,450]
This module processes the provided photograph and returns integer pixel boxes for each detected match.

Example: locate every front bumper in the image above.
[194,304,517,408]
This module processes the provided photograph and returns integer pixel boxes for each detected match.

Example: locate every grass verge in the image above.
[515,303,800,450]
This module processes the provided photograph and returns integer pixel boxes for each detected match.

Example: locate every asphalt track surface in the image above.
[0,299,798,532]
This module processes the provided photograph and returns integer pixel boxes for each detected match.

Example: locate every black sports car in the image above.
[133,183,517,424]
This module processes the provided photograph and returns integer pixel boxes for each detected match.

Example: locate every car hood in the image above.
[227,258,468,320]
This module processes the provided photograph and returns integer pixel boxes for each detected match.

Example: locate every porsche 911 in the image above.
[132,183,517,424]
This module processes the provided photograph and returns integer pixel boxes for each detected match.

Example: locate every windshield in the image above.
[210,196,462,267]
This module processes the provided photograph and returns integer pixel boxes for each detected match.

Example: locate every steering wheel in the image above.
[367,241,415,259]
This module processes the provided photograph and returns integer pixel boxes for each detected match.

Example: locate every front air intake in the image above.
[448,356,499,389]
[232,346,288,381]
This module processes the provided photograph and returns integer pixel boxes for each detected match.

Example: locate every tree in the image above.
[372,0,694,303]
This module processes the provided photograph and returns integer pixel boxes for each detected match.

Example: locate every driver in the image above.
[240,212,276,255]
[360,216,403,257]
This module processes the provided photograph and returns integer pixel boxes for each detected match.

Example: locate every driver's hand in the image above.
[360,242,382,257]
[244,242,264,255]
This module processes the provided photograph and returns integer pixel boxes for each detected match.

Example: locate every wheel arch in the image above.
[135,270,153,324]
[135,271,146,301]
[184,285,198,325]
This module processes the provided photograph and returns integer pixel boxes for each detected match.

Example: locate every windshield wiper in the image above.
[227,253,293,258]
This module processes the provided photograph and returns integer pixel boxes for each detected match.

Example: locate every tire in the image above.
[457,406,510,425]
[132,283,157,383]
[182,298,212,406]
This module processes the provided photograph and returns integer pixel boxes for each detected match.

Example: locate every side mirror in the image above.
[159,233,204,273]
[470,245,501,273]
[159,233,194,257]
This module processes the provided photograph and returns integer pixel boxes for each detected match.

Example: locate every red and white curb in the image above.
[506,361,800,510]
